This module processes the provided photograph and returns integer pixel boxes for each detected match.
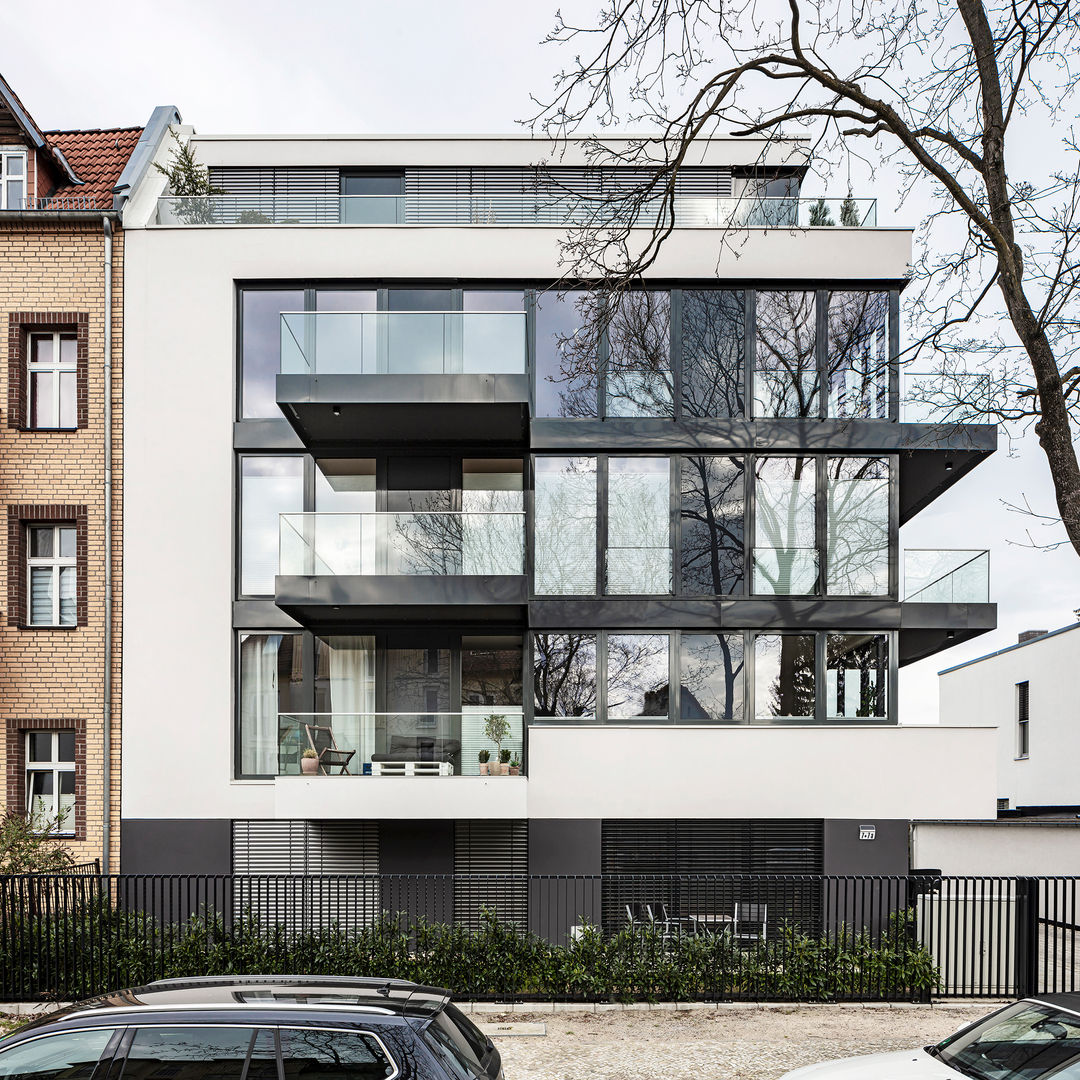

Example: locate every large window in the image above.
[754,634,816,722]
[606,457,671,594]
[534,456,596,594]
[534,290,598,417]
[27,524,76,626]
[679,634,744,721]
[826,633,889,719]
[27,332,77,429]
[607,634,671,718]
[606,291,673,417]
[753,456,817,595]
[533,633,598,718]
[0,149,26,210]
[25,731,76,833]
[240,456,304,595]
[754,291,818,418]
[680,455,744,594]
[827,291,889,419]
[827,457,890,595]
[682,290,744,417]
[241,288,304,417]
[238,633,305,776]
[341,170,404,224]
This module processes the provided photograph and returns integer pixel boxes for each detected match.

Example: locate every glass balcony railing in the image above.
[752,547,820,595]
[277,710,525,777]
[156,194,878,228]
[900,372,993,423]
[279,311,527,376]
[279,512,525,577]
[903,549,990,603]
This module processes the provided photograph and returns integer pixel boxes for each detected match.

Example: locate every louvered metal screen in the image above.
[453,819,528,929]
[601,819,823,932]
[208,167,340,224]
[232,820,380,931]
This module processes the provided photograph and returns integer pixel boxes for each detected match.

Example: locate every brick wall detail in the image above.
[6,504,88,627]
[8,311,89,429]
[5,717,87,840]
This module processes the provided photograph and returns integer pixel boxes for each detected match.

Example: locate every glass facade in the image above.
[240,456,304,595]
[680,455,744,594]
[534,290,598,418]
[681,290,744,417]
[754,291,818,418]
[679,634,744,721]
[827,457,890,595]
[754,634,816,722]
[606,291,673,417]
[607,457,672,594]
[753,456,817,595]
[826,633,889,719]
[534,456,596,594]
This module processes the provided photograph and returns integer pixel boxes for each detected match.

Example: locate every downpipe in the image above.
[102,216,113,874]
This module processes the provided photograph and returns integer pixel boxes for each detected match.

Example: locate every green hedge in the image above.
[1,899,938,1003]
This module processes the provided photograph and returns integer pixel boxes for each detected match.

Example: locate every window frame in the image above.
[0,148,27,210]
[24,730,77,835]
[1017,680,1030,760]
[26,523,77,627]
[26,331,78,430]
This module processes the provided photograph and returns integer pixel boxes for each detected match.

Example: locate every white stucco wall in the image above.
[912,821,1080,875]
[939,626,1080,807]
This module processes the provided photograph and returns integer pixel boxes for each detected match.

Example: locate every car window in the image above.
[441,1008,489,1068]
[0,1029,114,1080]
[121,1027,272,1080]
[278,1028,395,1080]
[422,1014,485,1080]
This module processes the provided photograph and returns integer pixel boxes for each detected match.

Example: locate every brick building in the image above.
[0,72,170,869]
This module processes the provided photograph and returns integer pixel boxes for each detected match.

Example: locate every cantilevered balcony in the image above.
[275,310,529,446]
[274,511,527,623]
[901,549,993,664]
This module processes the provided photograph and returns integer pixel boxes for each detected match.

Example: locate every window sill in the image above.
[16,427,81,434]
[17,624,79,631]
[1015,755,1029,761]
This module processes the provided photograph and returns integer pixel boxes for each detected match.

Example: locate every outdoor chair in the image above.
[733,902,768,945]
[303,723,356,775]
[652,902,698,940]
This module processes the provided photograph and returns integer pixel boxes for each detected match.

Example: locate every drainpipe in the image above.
[102,216,113,875]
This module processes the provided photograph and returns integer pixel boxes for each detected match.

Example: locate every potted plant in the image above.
[478,749,490,776]
[301,748,319,775]
[499,748,511,775]
[483,713,511,772]
[508,757,521,777]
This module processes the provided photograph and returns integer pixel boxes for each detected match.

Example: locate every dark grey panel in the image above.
[233,419,306,451]
[379,820,455,925]
[528,819,602,875]
[528,820,602,943]
[898,603,997,665]
[276,574,528,625]
[823,818,909,876]
[121,819,232,876]
[277,374,530,447]
[233,599,302,629]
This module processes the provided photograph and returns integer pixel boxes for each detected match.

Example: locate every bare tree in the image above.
[532,0,1080,555]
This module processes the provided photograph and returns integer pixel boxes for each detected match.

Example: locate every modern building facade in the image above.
[119,128,1000,898]
[0,74,166,869]
[940,623,1080,815]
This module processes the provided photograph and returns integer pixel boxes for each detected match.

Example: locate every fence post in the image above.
[1015,877,1040,997]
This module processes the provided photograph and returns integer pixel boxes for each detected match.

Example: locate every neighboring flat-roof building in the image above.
[117,124,999,909]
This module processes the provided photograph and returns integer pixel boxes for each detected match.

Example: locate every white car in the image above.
[780,996,1080,1080]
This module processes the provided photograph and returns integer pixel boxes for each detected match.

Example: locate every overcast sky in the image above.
[3,0,1078,721]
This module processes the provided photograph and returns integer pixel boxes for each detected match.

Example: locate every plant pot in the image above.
[479,762,489,775]
[301,757,319,775]
[499,763,510,775]
[509,766,520,776]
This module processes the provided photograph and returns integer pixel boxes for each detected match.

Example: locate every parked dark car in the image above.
[0,976,502,1080]
[781,994,1080,1079]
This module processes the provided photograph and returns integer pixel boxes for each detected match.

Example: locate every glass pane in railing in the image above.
[279,313,309,375]
[341,196,404,224]
[901,372,992,423]
[384,514,464,575]
[462,514,523,575]
[904,549,988,603]
[385,312,446,374]
[753,547,819,595]
[462,312,527,374]
[313,313,370,375]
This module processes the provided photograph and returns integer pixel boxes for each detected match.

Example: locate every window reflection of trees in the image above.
[606,458,671,594]
[534,290,600,417]
[534,457,597,594]
[826,457,889,595]
[682,290,744,417]
[755,291,818,418]
[754,456,817,595]
[680,633,744,721]
[826,633,889,719]
[605,291,673,417]
[827,291,889,419]
[278,1028,395,1080]
[607,634,670,718]
[756,634,816,720]
[533,633,597,716]
[680,455,744,595]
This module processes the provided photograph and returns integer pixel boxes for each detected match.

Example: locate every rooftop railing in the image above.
[156,194,878,228]
[280,311,527,376]
[279,511,525,577]
[4,195,115,212]
[903,549,990,603]
[277,710,525,777]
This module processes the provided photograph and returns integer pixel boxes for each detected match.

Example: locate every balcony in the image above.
[901,549,994,664]
[155,194,878,228]
[276,311,529,447]
[275,511,528,623]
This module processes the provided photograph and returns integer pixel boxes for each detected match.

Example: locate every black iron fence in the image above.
[0,873,1076,1002]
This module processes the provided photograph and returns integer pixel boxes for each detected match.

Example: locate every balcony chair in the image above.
[733,902,768,946]
[303,723,356,775]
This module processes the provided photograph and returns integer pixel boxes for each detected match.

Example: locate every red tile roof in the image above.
[43,127,143,209]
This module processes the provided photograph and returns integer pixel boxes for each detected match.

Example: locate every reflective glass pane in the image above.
[827,291,889,419]
[754,456,817,595]
[240,456,304,595]
[29,771,53,797]
[827,633,889,719]
[311,290,377,374]
[827,457,889,595]
[29,733,52,762]
[59,527,76,558]
[0,1028,112,1080]
[58,372,77,428]
[315,459,377,513]
[606,291,673,417]
[754,634,816,721]
[682,290,744,417]
[608,634,670,719]
[242,289,304,418]
[59,335,77,365]
[534,456,596,595]
[57,732,76,761]
[607,457,671,595]
[6,180,23,208]
[29,567,53,624]
[58,771,76,833]
[535,290,598,417]
[6,155,23,177]
[31,335,53,364]
[462,637,523,707]
[30,371,55,428]
[58,567,76,626]
[278,1028,396,1080]
[462,292,527,374]
[386,647,451,713]
[123,1026,257,1080]
[29,527,53,558]
[680,634,744,721]
[341,173,403,223]
[680,455,744,595]
[755,291,818,417]
[533,633,598,718]
[239,633,304,776]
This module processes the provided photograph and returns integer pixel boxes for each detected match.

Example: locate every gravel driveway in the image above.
[485,1005,995,1080]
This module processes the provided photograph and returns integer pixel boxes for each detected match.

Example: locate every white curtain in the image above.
[328,636,376,765]
[241,634,282,775]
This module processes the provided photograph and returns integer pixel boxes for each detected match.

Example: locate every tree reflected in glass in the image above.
[754,291,818,417]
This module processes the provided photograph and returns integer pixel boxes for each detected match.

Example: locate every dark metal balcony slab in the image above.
[277,373,530,447]
[899,601,997,665]
[275,574,528,625]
